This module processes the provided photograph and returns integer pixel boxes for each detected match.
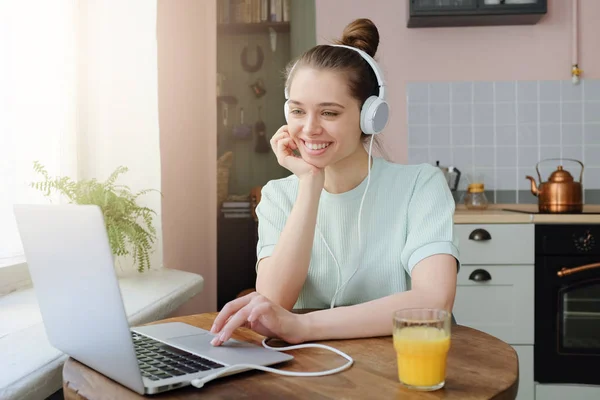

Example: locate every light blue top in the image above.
[255,157,460,309]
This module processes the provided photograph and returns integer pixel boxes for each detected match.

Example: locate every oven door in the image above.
[535,255,600,384]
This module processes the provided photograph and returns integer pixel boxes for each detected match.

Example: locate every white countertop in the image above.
[0,267,204,400]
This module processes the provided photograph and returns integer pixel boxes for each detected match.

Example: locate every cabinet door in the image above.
[513,345,534,400]
[453,265,534,344]
[455,224,534,265]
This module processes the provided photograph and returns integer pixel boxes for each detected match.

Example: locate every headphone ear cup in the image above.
[284,100,290,124]
[360,96,389,135]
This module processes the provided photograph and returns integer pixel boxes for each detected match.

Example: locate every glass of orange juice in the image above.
[393,308,451,391]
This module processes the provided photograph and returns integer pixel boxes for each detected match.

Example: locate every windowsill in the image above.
[0,267,204,400]
[0,259,31,297]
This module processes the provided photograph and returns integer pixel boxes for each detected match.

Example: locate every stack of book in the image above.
[221,201,252,219]
[217,0,290,24]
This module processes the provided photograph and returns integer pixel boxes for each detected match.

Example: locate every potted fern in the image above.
[30,161,160,272]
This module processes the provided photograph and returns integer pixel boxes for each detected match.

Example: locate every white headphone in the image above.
[284,44,390,135]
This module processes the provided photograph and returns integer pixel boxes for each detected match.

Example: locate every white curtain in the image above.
[0,0,162,273]
[0,0,78,267]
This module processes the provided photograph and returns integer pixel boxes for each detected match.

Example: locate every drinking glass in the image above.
[393,308,451,391]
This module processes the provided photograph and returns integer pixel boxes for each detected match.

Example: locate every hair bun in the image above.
[338,18,379,58]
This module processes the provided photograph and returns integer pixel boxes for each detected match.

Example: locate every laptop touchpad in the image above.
[169,335,293,366]
[133,322,209,340]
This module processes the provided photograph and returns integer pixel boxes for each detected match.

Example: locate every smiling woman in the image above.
[211,18,459,348]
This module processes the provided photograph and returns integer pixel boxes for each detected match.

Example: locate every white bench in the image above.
[0,268,204,400]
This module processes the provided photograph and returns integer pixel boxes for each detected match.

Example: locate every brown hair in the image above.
[285,18,384,147]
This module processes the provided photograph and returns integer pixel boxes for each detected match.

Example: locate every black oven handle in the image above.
[557,262,600,277]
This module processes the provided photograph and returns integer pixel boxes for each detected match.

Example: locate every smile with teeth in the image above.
[303,141,332,151]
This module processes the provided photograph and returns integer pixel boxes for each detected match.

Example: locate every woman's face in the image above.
[286,67,363,169]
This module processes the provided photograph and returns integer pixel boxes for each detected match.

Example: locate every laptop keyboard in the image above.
[132,332,224,381]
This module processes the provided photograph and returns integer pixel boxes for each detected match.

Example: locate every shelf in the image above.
[217,21,290,35]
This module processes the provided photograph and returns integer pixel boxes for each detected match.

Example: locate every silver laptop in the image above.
[13,204,293,395]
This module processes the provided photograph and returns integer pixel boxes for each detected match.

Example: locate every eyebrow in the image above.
[288,100,345,109]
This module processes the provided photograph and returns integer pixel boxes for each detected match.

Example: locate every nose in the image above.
[302,114,323,136]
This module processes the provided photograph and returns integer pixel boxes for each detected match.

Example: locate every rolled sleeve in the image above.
[254,182,289,271]
[407,240,460,274]
[401,165,460,276]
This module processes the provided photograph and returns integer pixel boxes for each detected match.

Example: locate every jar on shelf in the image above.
[464,183,489,210]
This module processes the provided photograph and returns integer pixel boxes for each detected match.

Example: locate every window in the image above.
[0,1,78,269]
[0,0,161,281]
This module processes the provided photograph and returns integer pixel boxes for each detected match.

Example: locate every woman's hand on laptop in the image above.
[210,292,307,346]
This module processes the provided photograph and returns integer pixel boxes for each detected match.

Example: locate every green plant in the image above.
[30,161,160,272]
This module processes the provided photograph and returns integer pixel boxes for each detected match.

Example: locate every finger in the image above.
[211,302,257,346]
[288,137,298,150]
[270,126,289,143]
[211,292,258,334]
[270,131,289,150]
[276,138,295,160]
[247,301,271,323]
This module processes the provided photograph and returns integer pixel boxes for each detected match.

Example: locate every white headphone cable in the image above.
[190,338,354,388]
[329,134,375,309]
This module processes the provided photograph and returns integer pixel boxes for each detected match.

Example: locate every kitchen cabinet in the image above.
[454,264,534,344]
[407,0,547,28]
[453,223,535,400]
[217,215,258,310]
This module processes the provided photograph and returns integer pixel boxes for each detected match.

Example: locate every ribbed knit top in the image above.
[255,157,460,309]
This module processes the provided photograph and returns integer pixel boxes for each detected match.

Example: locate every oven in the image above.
[535,224,600,385]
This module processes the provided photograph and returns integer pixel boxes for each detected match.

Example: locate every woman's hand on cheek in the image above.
[210,292,309,346]
[271,125,324,185]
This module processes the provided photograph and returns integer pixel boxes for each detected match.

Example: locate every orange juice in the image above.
[393,326,450,388]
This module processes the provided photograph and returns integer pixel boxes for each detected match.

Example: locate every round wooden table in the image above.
[62,313,518,399]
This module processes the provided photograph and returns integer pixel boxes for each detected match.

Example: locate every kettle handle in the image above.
[451,167,461,191]
[535,158,584,183]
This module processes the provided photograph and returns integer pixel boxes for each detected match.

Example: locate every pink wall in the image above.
[157,0,217,315]
[315,0,600,163]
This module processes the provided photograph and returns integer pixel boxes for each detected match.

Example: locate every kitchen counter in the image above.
[454,204,600,224]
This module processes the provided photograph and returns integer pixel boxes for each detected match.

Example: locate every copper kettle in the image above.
[525,158,584,214]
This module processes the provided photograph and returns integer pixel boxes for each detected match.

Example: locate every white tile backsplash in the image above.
[474,82,494,103]
[585,80,600,101]
[474,125,494,146]
[430,82,450,103]
[495,82,516,102]
[407,79,600,194]
[518,81,538,103]
[518,124,537,146]
[540,81,561,102]
[430,126,451,146]
[540,103,561,124]
[539,124,561,146]
[561,80,583,102]
[584,123,600,145]
[451,82,473,103]
[452,104,472,125]
[584,102,600,123]
[496,103,516,125]
[518,103,538,124]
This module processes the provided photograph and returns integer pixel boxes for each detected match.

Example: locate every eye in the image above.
[290,109,304,115]
[322,111,339,117]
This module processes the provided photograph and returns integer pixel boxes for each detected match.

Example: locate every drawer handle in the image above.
[468,229,492,241]
[469,269,492,282]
